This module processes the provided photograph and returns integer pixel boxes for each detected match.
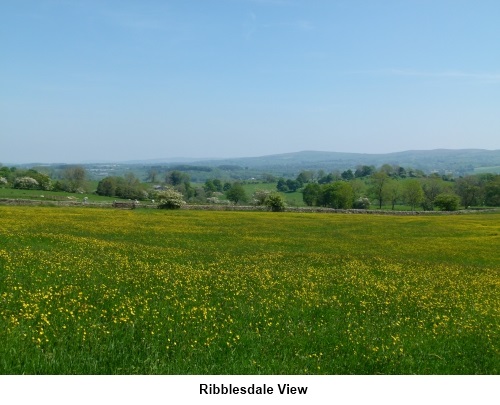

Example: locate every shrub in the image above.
[157,188,186,209]
[353,197,371,210]
[207,196,230,205]
[14,177,39,190]
[97,176,147,200]
[252,189,272,206]
[207,196,220,204]
[434,193,460,211]
[264,193,286,212]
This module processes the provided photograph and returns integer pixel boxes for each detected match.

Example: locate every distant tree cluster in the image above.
[296,166,500,211]
[1,162,499,211]
[53,166,88,193]
[0,166,52,190]
[251,189,286,211]
[302,182,356,209]
[14,176,41,190]
[96,173,147,200]
[203,179,224,193]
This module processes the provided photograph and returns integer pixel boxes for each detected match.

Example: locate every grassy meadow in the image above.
[0,206,498,374]
[0,186,115,203]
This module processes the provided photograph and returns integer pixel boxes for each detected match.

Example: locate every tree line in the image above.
[295,167,500,211]
[1,163,499,211]
[0,165,88,193]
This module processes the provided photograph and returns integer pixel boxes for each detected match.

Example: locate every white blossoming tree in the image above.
[14,177,39,190]
[156,188,186,209]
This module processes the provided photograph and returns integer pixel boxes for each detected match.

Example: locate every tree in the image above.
[320,181,354,209]
[386,179,401,210]
[353,197,370,209]
[13,177,39,190]
[276,178,289,192]
[0,165,9,178]
[175,181,194,200]
[264,193,286,212]
[397,166,407,178]
[115,173,146,200]
[203,179,223,194]
[422,177,445,210]
[403,179,424,211]
[350,179,366,200]
[355,165,375,178]
[434,193,460,211]
[318,173,335,184]
[252,189,272,206]
[97,175,146,200]
[96,177,118,197]
[157,188,186,209]
[302,183,321,206]
[190,187,207,203]
[483,175,500,207]
[21,169,52,190]
[62,166,87,192]
[370,171,390,209]
[124,172,140,187]
[204,179,217,194]
[262,173,277,183]
[379,164,394,176]
[341,169,354,181]
[165,170,189,186]
[455,176,481,208]
[296,171,314,186]
[146,168,159,183]
[212,179,223,192]
[226,183,247,204]
[285,179,301,192]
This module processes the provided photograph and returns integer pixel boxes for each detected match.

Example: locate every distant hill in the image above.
[185,149,500,175]
[15,149,500,180]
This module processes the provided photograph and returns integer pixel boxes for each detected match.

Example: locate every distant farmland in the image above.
[0,207,498,374]
[474,166,500,174]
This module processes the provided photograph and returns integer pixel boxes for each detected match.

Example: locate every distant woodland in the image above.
[2,149,499,211]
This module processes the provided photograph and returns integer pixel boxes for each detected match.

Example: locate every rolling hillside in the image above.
[188,149,500,174]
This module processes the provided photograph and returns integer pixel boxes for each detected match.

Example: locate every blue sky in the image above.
[1,0,500,163]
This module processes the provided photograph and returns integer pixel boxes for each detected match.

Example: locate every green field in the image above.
[240,182,304,207]
[0,206,499,374]
[474,166,500,174]
[0,186,115,203]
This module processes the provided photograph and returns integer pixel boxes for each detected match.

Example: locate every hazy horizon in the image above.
[2,1,500,163]
[3,147,499,166]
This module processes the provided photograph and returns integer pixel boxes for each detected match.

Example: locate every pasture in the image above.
[0,206,498,374]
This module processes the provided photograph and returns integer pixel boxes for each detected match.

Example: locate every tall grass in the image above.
[0,207,498,374]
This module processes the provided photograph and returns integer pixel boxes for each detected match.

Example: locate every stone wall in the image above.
[0,198,498,215]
